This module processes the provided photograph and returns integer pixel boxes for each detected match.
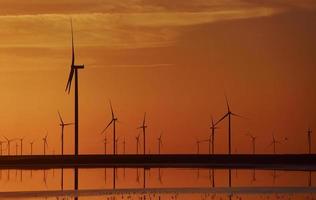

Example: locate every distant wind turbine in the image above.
[115,138,119,154]
[65,19,85,157]
[157,133,163,154]
[138,113,147,155]
[268,134,288,154]
[4,137,17,155]
[246,132,257,154]
[196,139,201,154]
[42,134,48,155]
[19,137,25,155]
[135,134,140,154]
[210,116,218,154]
[58,111,73,155]
[100,101,118,155]
[29,140,34,155]
[103,136,107,155]
[307,128,312,154]
[0,140,5,156]
[15,142,19,156]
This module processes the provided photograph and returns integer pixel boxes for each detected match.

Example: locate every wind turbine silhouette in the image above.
[215,96,243,154]
[29,140,34,155]
[58,111,73,155]
[0,140,5,156]
[103,136,107,155]
[307,128,312,154]
[196,139,201,154]
[100,101,118,155]
[268,134,288,154]
[246,132,257,154]
[65,19,85,157]
[19,137,25,155]
[157,133,163,154]
[135,134,140,154]
[138,113,147,155]
[4,137,17,155]
[210,116,218,154]
[42,134,48,155]
[15,142,19,155]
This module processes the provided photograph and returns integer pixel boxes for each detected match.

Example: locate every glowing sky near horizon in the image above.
[0,0,315,156]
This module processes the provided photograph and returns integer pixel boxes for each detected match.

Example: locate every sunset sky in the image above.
[0,0,315,155]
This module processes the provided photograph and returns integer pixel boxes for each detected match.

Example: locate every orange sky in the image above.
[0,0,315,156]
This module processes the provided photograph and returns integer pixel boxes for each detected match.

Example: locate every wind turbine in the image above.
[4,137,17,155]
[157,133,163,154]
[58,111,73,155]
[42,134,48,155]
[268,134,288,154]
[19,137,25,155]
[0,140,5,156]
[210,116,218,154]
[307,128,312,154]
[196,139,201,154]
[29,140,34,155]
[135,134,140,154]
[246,132,257,154]
[137,113,147,155]
[215,96,243,154]
[15,142,19,155]
[103,136,107,155]
[65,19,85,157]
[100,101,118,155]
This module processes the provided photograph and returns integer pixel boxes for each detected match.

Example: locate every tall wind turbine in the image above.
[215,96,242,154]
[138,113,147,155]
[100,101,118,155]
[65,19,85,156]
[4,137,17,156]
[157,133,163,154]
[135,134,140,154]
[307,128,312,154]
[58,111,73,155]
[42,134,48,155]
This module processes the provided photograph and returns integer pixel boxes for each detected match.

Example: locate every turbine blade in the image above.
[225,94,230,112]
[58,111,64,124]
[215,113,228,125]
[65,68,74,93]
[100,120,113,134]
[64,123,74,126]
[109,100,114,119]
[231,112,246,119]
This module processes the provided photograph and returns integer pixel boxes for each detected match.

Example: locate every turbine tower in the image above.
[58,111,73,155]
[19,137,24,156]
[210,116,218,154]
[65,19,85,156]
[29,141,34,155]
[157,133,163,154]
[42,134,48,155]
[100,101,118,155]
[307,128,312,154]
[135,134,140,154]
[138,113,147,155]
